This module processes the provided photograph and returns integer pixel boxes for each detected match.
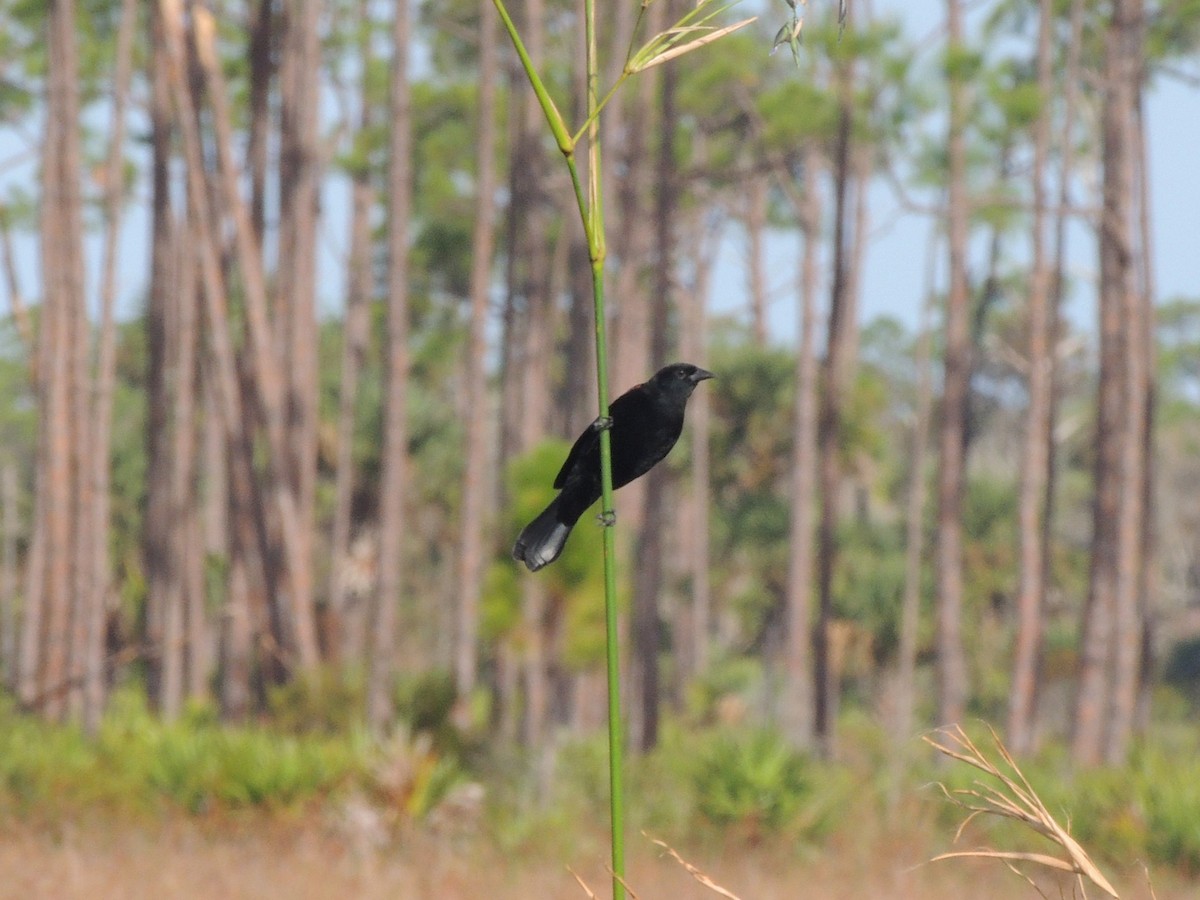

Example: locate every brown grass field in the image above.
[0,815,1192,900]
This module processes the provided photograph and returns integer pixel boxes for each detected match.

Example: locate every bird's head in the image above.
[650,362,715,398]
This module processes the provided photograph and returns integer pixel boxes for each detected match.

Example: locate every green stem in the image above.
[494,0,623,895]
[583,0,623,892]
[491,0,573,154]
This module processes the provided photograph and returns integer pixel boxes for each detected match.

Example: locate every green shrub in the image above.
[267,666,365,735]
[690,728,830,840]
[0,687,370,817]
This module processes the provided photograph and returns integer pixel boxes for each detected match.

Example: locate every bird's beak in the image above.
[689,367,715,384]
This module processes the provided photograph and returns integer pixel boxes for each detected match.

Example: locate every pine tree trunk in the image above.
[246,0,273,244]
[678,210,718,683]
[815,92,853,755]
[781,147,822,749]
[1105,0,1148,762]
[456,0,499,696]
[1007,0,1055,756]
[368,0,411,732]
[278,0,322,663]
[1074,0,1139,765]
[188,1,319,672]
[896,254,935,744]
[631,35,678,753]
[936,0,971,728]
[746,174,769,345]
[30,0,89,722]
[1,466,16,690]
[328,0,375,667]
[144,0,175,713]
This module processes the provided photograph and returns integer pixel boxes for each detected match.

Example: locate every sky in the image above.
[709,0,1200,342]
[1,1,1197,350]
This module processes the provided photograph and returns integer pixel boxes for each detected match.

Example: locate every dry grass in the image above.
[924,724,1139,899]
[0,813,1191,900]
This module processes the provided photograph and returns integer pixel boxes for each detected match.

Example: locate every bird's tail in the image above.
[513,497,572,572]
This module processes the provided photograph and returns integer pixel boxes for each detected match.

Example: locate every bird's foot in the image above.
[596,510,616,527]
[590,415,614,433]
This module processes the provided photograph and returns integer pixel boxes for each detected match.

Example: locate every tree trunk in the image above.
[815,90,854,756]
[246,0,273,244]
[781,147,822,749]
[678,208,720,683]
[158,0,269,717]
[631,35,677,753]
[456,0,499,696]
[746,174,769,345]
[1105,0,1148,762]
[1074,0,1139,766]
[145,0,176,713]
[1006,0,1055,756]
[277,0,322,667]
[328,0,375,667]
[936,0,971,728]
[896,245,936,744]
[187,0,319,672]
[1,466,16,690]
[1131,91,1157,738]
[27,0,89,722]
[83,0,137,730]
[368,0,411,732]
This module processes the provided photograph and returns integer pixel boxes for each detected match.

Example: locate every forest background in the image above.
[2,0,1200,895]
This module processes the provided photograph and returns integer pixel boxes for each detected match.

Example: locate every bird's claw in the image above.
[596,510,616,528]
[591,416,614,433]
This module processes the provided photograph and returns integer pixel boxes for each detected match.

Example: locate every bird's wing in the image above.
[552,384,644,489]
[553,420,600,489]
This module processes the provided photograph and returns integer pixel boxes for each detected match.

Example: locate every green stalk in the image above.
[492,0,623,896]
[582,0,626,890]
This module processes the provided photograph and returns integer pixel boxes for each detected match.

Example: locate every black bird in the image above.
[513,362,715,572]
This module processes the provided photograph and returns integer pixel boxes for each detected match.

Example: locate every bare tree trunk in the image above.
[328,0,375,667]
[368,0,411,732]
[28,0,89,722]
[1131,91,1157,737]
[678,209,720,682]
[895,245,936,744]
[631,37,677,753]
[246,0,273,244]
[1006,0,1055,756]
[145,0,175,714]
[815,91,854,755]
[1074,0,1138,766]
[188,1,319,672]
[456,0,499,696]
[781,147,822,749]
[158,0,268,717]
[746,174,769,345]
[1041,0,1084,709]
[1,466,16,689]
[1105,0,1148,762]
[162,230,202,719]
[81,0,137,730]
[936,0,971,728]
[277,0,322,667]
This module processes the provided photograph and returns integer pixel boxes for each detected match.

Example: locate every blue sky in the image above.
[709,0,1200,341]
[1,1,1196,349]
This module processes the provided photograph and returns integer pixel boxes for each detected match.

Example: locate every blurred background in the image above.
[1,0,1200,895]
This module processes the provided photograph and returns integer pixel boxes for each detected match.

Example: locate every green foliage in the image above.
[0,689,369,818]
[484,440,619,670]
[688,728,840,842]
[267,667,366,736]
[393,669,457,738]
